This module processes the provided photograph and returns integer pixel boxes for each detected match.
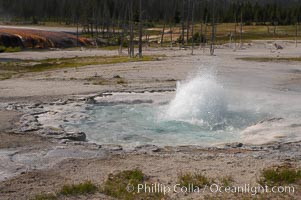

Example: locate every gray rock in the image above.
[40,127,65,136]
[19,114,41,132]
[134,144,161,153]
[102,144,123,151]
[225,142,243,148]
[54,100,68,105]
[85,97,96,104]
[258,117,283,124]
[20,125,40,132]
[61,132,86,141]
[274,43,284,50]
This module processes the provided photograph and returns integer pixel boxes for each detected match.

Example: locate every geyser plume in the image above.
[164,71,227,129]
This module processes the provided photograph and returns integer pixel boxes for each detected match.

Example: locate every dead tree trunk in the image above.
[186,0,191,45]
[203,16,208,53]
[160,22,166,47]
[138,0,143,58]
[295,22,299,48]
[181,0,185,48]
[191,0,195,55]
[240,10,243,49]
[273,25,276,36]
[129,0,134,57]
[199,21,203,49]
[234,15,237,50]
[76,19,79,47]
[119,5,128,55]
[170,24,173,48]
[210,0,215,56]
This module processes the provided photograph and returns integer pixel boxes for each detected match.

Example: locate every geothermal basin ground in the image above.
[0,41,301,199]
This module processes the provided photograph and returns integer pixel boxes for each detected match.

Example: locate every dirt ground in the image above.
[1,128,300,200]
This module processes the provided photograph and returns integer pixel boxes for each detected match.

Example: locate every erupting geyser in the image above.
[163,71,227,130]
[64,70,266,147]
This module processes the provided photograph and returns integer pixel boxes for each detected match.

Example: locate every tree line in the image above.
[1,0,301,26]
[1,0,301,56]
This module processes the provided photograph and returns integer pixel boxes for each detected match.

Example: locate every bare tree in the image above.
[234,15,237,51]
[240,8,243,49]
[76,18,79,47]
[191,0,195,55]
[210,0,215,56]
[160,17,166,47]
[186,0,191,44]
[129,0,134,58]
[118,2,128,55]
[295,22,299,48]
[199,20,203,49]
[203,15,208,53]
[138,0,143,58]
[181,0,185,48]
[170,24,173,48]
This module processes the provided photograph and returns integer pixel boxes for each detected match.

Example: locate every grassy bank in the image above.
[32,166,301,200]
[0,46,22,53]
[238,57,301,62]
[0,55,163,80]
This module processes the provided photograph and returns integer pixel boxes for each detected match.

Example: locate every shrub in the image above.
[59,180,98,196]
[178,172,211,189]
[101,169,165,200]
[260,166,301,185]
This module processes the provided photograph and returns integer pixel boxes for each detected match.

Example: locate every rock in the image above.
[134,144,161,153]
[132,100,153,104]
[102,144,123,151]
[19,114,42,132]
[61,132,86,141]
[85,97,96,104]
[225,142,243,148]
[274,43,283,50]
[54,100,68,105]
[20,125,40,132]
[236,143,243,148]
[258,117,284,124]
[59,139,69,144]
[40,127,65,136]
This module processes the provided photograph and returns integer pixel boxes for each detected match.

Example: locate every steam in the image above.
[163,70,227,129]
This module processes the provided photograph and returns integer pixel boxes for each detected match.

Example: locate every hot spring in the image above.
[65,71,268,148]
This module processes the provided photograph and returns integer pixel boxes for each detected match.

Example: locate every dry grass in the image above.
[101,169,166,200]
[0,55,163,80]
[238,57,301,62]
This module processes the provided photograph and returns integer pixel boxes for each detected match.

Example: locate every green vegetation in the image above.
[220,176,234,187]
[99,46,121,51]
[59,180,98,196]
[3,1,301,27]
[33,170,166,200]
[238,57,301,62]
[101,169,165,200]
[113,75,122,79]
[259,166,301,185]
[101,169,144,199]
[116,79,127,85]
[85,74,127,85]
[0,73,13,80]
[0,55,162,80]
[178,172,211,189]
[0,46,22,53]
[32,181,98,200]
